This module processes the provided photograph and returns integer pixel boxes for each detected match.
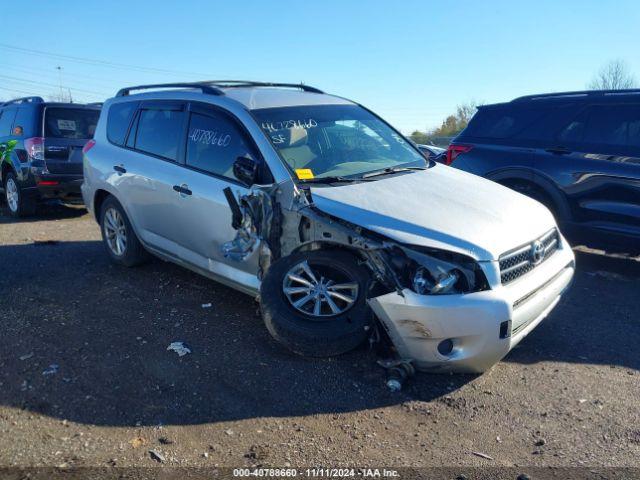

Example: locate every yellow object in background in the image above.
[295,169,315,180]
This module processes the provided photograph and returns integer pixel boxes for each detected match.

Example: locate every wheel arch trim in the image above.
[486,168,571,222]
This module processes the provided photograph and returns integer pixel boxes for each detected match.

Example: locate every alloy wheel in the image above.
[282,260,359,318]
[103,207,127,256]
[5,178,18,213]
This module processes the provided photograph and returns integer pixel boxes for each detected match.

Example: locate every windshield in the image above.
[44,107,100,139]
[252,104,426,180]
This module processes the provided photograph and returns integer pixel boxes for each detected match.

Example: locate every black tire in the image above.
[260,249,373,357]
[99,196,148,267]
[3,171,36,218]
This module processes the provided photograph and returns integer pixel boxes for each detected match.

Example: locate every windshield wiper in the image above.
[361,166,427,179]
[300,176,361,184]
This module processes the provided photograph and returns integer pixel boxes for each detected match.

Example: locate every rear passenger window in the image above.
[0,108,17,136]
[583,105,640,148]
[185,111,256,181]
[107,102,137,146]
[134,108,184,161]
[556,109,589,143]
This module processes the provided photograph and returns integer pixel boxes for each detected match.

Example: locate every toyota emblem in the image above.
[531,240,545,265]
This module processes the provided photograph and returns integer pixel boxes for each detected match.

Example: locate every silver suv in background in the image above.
[82,81,575,373]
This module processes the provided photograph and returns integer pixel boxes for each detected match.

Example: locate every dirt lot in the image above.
[1,203,639,474]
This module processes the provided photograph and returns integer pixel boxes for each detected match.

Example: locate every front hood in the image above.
[309,165,557,261]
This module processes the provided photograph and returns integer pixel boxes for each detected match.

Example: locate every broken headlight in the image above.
[389,246,489,295]
[412,266,460,294]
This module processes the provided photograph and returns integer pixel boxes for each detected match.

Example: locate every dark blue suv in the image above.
[0,96,101,217]
[448,89,640,252]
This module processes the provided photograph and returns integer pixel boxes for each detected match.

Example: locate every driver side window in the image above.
[185,110,260,182]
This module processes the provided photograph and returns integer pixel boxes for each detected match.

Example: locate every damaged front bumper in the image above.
[368,240,575,373]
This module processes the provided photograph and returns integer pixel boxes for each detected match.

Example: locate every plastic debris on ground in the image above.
[471,451,494,460]
[148,449,165,463]
[42,364,59,376]
[167,342,191,357]
[201,303,212,308]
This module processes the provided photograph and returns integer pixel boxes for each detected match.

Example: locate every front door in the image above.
[168,103,270,289]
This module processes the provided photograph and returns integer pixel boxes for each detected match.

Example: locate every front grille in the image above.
[499,229,560,284]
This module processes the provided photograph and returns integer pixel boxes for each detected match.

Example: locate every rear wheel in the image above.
[260,250,373,357]
[100,196,148,267]
[3,172,36,218]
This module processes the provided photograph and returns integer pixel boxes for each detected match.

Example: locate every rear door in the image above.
[113,100,189,255]
[42,106,100,175]
[541,102,640,235]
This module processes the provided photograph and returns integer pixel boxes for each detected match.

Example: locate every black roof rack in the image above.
[116,82,225,97]
[115,80,324,98]
[1,96,44,107]
[512,88,640,102]
[205,80,325,94]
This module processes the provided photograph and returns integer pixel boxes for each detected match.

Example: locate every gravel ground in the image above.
[0,203,639,474]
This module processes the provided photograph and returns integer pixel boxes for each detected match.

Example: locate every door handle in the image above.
[113,165,126,174]
[173,184,192,196]
[545,146,571,155]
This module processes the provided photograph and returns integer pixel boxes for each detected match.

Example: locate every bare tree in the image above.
[455,101,479,125]
[588,60,637,90]
[47,90,74,103]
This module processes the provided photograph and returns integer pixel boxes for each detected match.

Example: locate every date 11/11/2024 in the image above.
[232,468,400,478]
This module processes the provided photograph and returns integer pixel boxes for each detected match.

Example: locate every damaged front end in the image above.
[221,180,402,292]
[221,184,281,278]
[219,179,504,374]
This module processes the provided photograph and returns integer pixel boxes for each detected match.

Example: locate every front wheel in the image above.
[100,196,148,267]
[260,249,373,357]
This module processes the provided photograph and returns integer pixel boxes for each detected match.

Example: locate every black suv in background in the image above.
[448,90,640,252]
[0,96,101,217]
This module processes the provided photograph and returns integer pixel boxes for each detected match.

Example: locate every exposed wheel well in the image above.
[1,162,14,185]
[93,189,111,221]
[293,241,368,263]
[497,178,562,219]
[291,241,391,296]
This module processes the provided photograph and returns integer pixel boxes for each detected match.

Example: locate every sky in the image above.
[2,0,639,133]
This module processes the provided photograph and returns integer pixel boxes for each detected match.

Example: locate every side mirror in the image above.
[233,155,259,186]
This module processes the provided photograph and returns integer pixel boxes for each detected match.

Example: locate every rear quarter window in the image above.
[13,107,39,137]
[107,102,138,146]
[45,107,100,139]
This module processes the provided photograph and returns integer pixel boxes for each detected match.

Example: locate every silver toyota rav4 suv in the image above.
[82,81,575,373]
